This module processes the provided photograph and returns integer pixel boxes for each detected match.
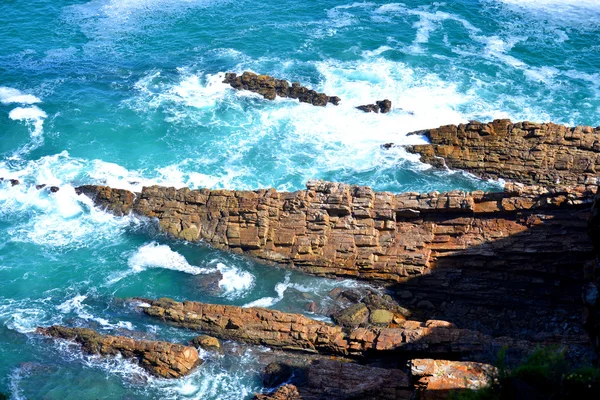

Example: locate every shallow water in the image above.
[1,0,599,398]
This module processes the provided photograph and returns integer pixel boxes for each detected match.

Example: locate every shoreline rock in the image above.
[37,326,201,378]
[223,72,340,106]
[132,297,533,361]
[356,99,392,113]
[404,119,600,189]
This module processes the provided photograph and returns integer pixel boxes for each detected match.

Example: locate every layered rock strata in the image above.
[254,359,493,400]
[357,99,392,113]
[76,181,594,283]
[411,359,494,400]
[404,119,600,188]
[223,72,340,106]
[37,326,201,378]
[255,359,411,400]
[134,298,530,359]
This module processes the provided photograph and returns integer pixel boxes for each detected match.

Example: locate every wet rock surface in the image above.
[356,99,392,113]
[405,119,600,189]
[36,326,201,378]
[223,72,340,107]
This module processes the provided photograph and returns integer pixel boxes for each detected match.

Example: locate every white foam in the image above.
[128,242,216,275]
[0,87,41,105]
[57,295,136,330]
[243,274,290,308]
[216,262,255,299]
[0,153,141,249]
[8,106,47,139]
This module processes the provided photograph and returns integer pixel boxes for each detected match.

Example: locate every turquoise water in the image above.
[1,0,600,398]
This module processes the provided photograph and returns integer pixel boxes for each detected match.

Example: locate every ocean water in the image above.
[1,0,599,398]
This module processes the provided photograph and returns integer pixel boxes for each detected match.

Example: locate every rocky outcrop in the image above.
[78,180,596,341]
[404,119,600,189]
[411,359,495,400]
[357,99,392,113]
[254,358,493,400]
[36,326,201,378]
[223,72,340,106]
[77,181,594,283]
[76,185,134,216]
[133,298,531,360]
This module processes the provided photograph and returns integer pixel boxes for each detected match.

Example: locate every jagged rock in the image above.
[78,179,596,341]
[254,384,302,400]
[357,104,379,113]
[133,297,533,360]
[190,334,221,352]
[262,362,295,389]
[76,185,135,216]
[36,326,201,378]
[223,72,339,107]
[356,99,392,114]
[377,99,392,113]
[411,359,495,399]
[405,119,600,189]
[255,359,411,400]
[137,297,348,354]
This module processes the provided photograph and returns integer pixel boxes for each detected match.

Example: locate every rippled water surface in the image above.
[1,0,600,398]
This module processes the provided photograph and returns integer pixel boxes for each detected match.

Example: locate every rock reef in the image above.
[223,72,340,106]
[36,326,201,378]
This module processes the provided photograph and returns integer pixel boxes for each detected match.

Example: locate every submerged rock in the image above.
[223,72,340,107]
[37,326,201,378]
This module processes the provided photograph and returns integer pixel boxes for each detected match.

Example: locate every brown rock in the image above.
[411,359,495,399]
[190,334,221,352]
[134,298,533,359]
[36,326,201,378]
[356,99,392,114]
[405,119,600,189]
[223,72,339,107]
[78,178,596,341]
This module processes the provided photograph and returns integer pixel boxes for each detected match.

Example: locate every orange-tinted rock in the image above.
[37,326,201,378]
[405,119,600,189]
[411,359,495,400]
[135,298,532,359]
[78,180,596,341]
[254,359,411,400]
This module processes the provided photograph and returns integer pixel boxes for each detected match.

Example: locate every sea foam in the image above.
[128,242,215,275]
[0,87,41,105]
